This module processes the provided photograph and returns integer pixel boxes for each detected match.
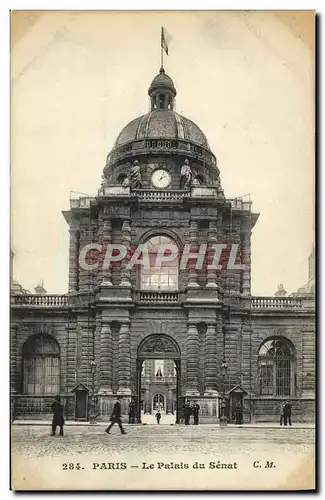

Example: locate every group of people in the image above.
[280,401,292,426]
[184,400,200,425]
[50,395,293,436]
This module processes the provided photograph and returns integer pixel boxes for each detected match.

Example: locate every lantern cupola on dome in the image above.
[148,67,177,111]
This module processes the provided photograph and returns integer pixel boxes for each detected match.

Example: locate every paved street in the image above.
[11,424,315,491]
[12,423,314,459]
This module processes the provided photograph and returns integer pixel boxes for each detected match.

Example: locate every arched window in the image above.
[23,334,60,394]
[153,393,165,411]
[140,235,179,291]
[194,174,204,185]
[258,337,295,396]
[117,173,127,184]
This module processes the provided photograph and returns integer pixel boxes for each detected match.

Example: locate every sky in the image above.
[10,10,315,296]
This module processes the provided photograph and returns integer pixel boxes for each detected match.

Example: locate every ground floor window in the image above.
[258,337,294,396]
[23,334,60,394]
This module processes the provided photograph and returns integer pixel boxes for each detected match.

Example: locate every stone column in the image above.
[120,219,131,287]
[118,321,132,394]
[186,322,200,395]
[68,228,79,292]
[99,321,113,393]
[187,220,199,288]
[94,318,101,390]
[102,218,112,285]
[168,388,173,414]
[145,388,150,413]
[206,219,218,288]
[204,323,218,395]
[78,229,89,292]
[231,219,242,296]
[241,226,251,296]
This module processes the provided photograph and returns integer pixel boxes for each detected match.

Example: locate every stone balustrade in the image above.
[136,290,180,304]
[11,293,310,310]
[251,296,303,309]
[11,294,68,307]
[134,189,187,202]
[70,188,235,205]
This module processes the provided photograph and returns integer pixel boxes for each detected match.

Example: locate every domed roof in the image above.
[114,109,211,150]
[149,68,176,95]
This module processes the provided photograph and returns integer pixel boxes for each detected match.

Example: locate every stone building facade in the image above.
[10,68,315,423]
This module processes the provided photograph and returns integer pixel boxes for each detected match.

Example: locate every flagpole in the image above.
[161,27,163,69]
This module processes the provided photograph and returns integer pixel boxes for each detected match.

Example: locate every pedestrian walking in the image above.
[155,410,161,424]
[51,395,64,436]
[184,400,191,425]
[105,396,127,435]
[283,401,292,426]
[192,401,200,425]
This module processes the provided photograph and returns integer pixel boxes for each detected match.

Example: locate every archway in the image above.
[136,334,181,424]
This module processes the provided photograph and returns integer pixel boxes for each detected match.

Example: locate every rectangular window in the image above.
[276,359,291,396]
[259,360,274,396]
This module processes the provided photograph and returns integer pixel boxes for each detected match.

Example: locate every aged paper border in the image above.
[8,4,318,494]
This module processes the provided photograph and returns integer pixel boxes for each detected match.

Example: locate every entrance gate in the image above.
[136,334,181,424]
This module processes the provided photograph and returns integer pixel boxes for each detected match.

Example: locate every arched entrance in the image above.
[136,334,181,424]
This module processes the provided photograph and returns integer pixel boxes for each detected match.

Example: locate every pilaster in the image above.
[206,219,218,288]
[187,219,199,288]
[120,218,131,287]
[204,323,218,395]
[102,218,112,285]
[68,228,79,292]
[99,321,113,394]
[186,322,200,395]
[241,224,251,296]
[118,321,132,394]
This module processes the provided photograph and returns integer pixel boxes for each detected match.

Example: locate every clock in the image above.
[151,169,171,189]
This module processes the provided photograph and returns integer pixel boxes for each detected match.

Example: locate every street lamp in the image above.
[89,360,98,424]
[219,361,228,427]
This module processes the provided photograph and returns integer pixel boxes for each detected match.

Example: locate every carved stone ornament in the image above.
[129,160,142,188]
[140,335,178,354]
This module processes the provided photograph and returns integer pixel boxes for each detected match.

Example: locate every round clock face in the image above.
[151,169,171,189]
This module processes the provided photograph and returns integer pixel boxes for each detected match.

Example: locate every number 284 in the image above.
[62,463,82,470]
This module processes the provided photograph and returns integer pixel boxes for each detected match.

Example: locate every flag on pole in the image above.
[161,26,170,55]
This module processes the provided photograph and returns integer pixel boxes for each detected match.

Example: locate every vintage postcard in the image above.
[10,10,315,491]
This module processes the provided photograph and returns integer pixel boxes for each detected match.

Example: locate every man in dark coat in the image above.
[51,395,64,436]
[128,400,136,424]
[283,401,292,426]
[192,401,200,425]
[106,396,126,435]
[184,400,191,425]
